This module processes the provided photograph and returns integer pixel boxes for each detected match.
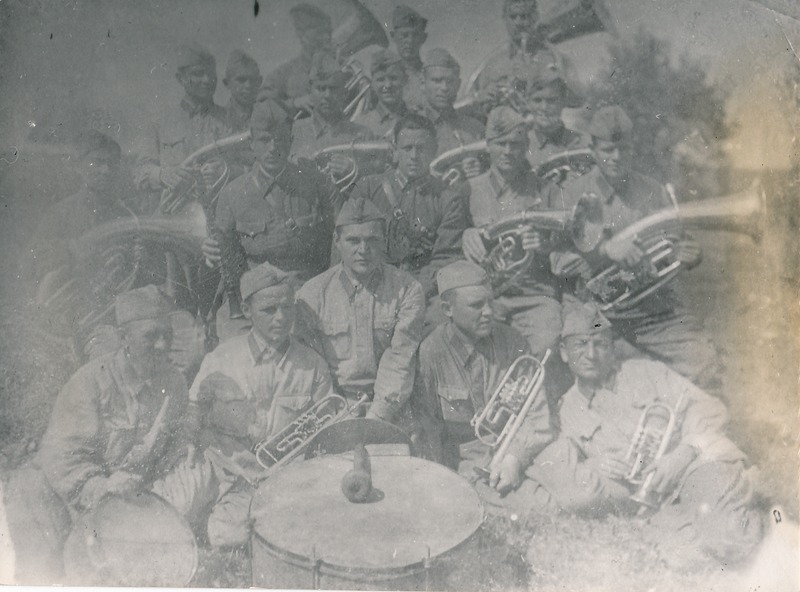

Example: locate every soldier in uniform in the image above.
[134,43,229,200]
[202,99,340,341]
[295,198,426,425]
[352,49,409,139]
[525,68,588,184]
[418,48,485,159]
[462,107,562,358]
[553,106,722,391]
[413,261,553,513]
[289,52,378,186]
[259,3,333,118]
[185,262,333,547]
[527,302,764,569]
[471,0,572,115]
[389,5,428,113]
[348,113,468,315]
[222,49,262,134]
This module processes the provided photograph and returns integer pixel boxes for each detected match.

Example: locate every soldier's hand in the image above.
[462,227,488,263]
[200,159,226,189]
[490,454,523,495]
[600,236,644,267]
[105,470,144,496]
[645,443,697,495]
[520,227,543,252]
[327,154,355,179]
[201,236,221,268]
[461,156,483,179]
[586,455,629,481]
[159,165,194,192]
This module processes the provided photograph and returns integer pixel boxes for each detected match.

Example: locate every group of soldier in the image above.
[9,0,769,584]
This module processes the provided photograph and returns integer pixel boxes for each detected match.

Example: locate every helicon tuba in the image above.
[313,140,392,191]
[471,351,550,480]
[429,140,489,186]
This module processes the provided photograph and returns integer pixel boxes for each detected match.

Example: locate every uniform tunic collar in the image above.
[181,96,212,118]
[338,264,384,299]
[247,330,292,367]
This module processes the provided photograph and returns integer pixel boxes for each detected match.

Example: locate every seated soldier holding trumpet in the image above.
[528,301,765,570]
[413,261,553,513]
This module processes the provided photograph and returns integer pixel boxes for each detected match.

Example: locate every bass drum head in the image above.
[63,492,197,587]
[251,455,483,587]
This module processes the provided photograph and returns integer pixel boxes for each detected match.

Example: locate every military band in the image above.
[8,0,775,585]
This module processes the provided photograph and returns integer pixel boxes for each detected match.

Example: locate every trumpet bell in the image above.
[333,0,389,59]
[537,0,617,44]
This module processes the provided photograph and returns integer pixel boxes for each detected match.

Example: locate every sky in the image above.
[1,0,798,169]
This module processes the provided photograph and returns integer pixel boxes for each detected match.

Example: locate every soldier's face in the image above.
[391,27,427,61]
[79,149,119,195]
[504,2,537,44]
[394,128,437,181]
[177,64,217,103]
[488,132,528,173]
[312,79,347,119]
[121,317,172,374]
[528,86,563,133]
[560,332,615,385]
[443,285,494,341]
[592,138,631,181]
[336,221,386,279]
[251,127,291,172]
[371,65,407,109]
[424,67,460,111]
[225,67,262,107]
[243,290,295,348]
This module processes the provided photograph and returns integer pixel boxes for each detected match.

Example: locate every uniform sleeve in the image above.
[410,347,447,464]
[416,184,470,297]
[370,278,426,421]
[293,287,326,359]
[134,120,163,191]
[37,368,106,508]
[213,181,237,232]
[310,354,335,403]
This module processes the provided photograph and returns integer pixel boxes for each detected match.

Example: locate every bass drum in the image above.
[62,492,198,587]
[251,454,483,590]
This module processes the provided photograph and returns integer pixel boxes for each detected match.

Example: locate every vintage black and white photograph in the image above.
[0,0,797,589]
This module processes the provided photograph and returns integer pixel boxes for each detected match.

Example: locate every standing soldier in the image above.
[295,198,425,425]
[134,43,229,201]
[289,52,377,187]
[348,113,468,316]
[462,107,562,358]
[259,3,333,118]
[389,5,428,113]
[352,49,409,139]
[525,68,589,184]
[471,0,571,115]
[222,49,262,134]
[202,100,340,341]
[553,106,721,390]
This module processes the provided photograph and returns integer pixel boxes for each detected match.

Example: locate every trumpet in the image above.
[471,351,550,480]
[624,393,684,509]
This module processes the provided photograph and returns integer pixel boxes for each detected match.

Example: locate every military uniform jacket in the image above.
[468,167,560,299]
[214,161,340,281]
[352,101,409,139]
[417,102,485,157]
[295,263,425,421]
[559,359,747,487]
[475,42,572,97]
[414,322,552,469]
[134,97,229,191]
[552,166,679,318]
[349,170,469,297]
[289,112,375,163]
[527,125,590,181]
[188,332,332,479]
[36,350,188,511]
[402,59,427,114]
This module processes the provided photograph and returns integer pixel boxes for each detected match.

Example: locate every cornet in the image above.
[472,351,551,480]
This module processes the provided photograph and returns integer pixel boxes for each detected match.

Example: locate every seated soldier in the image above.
[353,49,409,139]
[203,99,340,341]
[186,262,333,548]
[4,286,214,584]
[529,302,765,569]
[347,113,468,311]
[462,106,562,358]
[413,261,552,513]
[553,105,721,391]
[295,198,425,425]
[289,51,378,188]
[389,5,428,113]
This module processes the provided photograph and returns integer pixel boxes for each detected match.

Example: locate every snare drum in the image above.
[63,492,198,587]
[251,454,483,590]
